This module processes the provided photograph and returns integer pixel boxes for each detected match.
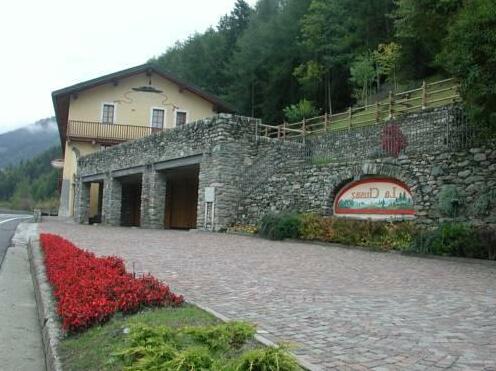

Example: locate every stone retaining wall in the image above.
[75,108,495,230]
[237,146,496,227]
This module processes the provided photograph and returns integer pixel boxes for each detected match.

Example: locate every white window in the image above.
[175,110,188,126]
[101,103,115,124]
[150,108,165,129]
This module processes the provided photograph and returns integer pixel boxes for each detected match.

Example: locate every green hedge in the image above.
[257,213,496,260]
[407,223,495,259]
[258,212,416,250]
[259,213,301,241]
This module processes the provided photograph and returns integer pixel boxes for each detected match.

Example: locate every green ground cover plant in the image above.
[59,305,300,370]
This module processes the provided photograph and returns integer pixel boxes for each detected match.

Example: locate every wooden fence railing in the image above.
[258,78,461,140]
[67,120,164,143]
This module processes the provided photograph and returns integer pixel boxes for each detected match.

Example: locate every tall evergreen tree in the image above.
[438,0,496,129]
[299,0,395,111]
[225,0,312,122]
[393,0,464,79]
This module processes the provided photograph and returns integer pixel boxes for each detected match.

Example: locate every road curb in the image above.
[26,226,63,371]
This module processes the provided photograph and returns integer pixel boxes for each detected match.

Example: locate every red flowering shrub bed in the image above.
[40,233,184,332]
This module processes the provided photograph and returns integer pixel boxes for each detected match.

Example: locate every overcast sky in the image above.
[0,0,257,134]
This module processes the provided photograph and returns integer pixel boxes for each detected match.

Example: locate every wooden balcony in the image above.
[67,120,164,144]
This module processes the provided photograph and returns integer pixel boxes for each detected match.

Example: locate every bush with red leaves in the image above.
[40,233,184,333]
[381,122,408,157]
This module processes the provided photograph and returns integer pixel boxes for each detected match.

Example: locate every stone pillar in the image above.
[74,180,91,224]
[141,166,167,229]
[102,175,122,226]
[197,140,247,231]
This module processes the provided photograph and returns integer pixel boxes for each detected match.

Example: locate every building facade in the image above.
[52,64,232,218]
[74,107,496,231]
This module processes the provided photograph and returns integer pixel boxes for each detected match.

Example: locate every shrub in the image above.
[40,234,183,332]
[233,346,300,371]
[381,122,407,157]
[438,185,463,217]
[477,227,496,260]
[164,347,214,370]
[259,213,301,241]
[181,322,256,352]
[113,322,299,370]
[298,213,416,251]
[409,223,489,258]
[298,213,324,240]
[283,99,319,123]
[471,189,496,217]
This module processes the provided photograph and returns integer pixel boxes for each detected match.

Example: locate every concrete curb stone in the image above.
[26,225,63,371]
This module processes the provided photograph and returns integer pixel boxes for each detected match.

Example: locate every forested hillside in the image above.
[151,0,495,128]
[0,146,61,211]
[0,117,59,169]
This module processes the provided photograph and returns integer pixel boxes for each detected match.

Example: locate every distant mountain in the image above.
[0,118,60,169]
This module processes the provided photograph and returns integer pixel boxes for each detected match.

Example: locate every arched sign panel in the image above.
[334,177,415,220]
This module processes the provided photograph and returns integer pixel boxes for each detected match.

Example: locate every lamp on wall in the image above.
[132,69,163,93]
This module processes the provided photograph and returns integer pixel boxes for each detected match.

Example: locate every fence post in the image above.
[324,112,328,132]
[375,101,380,123]
[302,118,306,144]
[348,107,352,128]
[422,80,427,109]
[277,125,281,139]
[283,121,287,140]
[388,91,393,119]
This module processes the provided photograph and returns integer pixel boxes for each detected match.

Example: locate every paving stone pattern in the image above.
[42,219,496,370]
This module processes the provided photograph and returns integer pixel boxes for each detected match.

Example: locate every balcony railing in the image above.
[67,120,164,143]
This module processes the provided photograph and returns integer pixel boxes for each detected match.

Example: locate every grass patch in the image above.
[59,304,301,370]
[59,305,220,371]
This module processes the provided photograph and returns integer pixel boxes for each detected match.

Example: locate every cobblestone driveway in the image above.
[42,219,496,370]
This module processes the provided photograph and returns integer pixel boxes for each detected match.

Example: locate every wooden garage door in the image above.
[165,174,198,229]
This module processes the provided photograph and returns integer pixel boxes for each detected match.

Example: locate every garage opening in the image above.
[119,174,142,227]
[87,181,103,224]
[164,165,199,230]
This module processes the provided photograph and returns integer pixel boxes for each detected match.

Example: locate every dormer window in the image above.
[102,103,115,124]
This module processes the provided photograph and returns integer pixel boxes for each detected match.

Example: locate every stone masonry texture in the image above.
[75,107,496,229]
[42,219,496,370]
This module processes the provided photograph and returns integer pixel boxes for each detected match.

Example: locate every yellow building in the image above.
[53,64,232,218]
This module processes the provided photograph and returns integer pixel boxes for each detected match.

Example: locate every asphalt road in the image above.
[0,216,44,370]
[0,213,32,268]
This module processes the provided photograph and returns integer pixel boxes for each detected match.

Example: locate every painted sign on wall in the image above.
[334,177,415,219]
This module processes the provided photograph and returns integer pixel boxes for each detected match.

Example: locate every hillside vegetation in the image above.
[2,0,494,211]
[151,0,495,129]
[0,146,61,211]
[0,117,59,169]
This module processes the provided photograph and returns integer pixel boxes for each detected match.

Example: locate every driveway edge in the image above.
[24,227,318,371]
[26,226,63,371]
[189,300,321,371]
